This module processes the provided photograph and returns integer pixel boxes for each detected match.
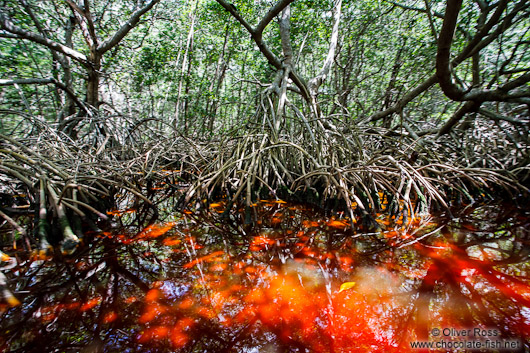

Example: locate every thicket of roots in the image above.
[0,123,192,255]
[0,111,528,254]
[185,121,527,225]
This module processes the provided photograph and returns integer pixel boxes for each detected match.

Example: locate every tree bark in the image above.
[308,0,342,97]
[381,38,406,127]
[86,56,101,108]
[436,0,465,101]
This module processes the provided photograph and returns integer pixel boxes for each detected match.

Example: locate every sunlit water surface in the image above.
[1,201,529,352]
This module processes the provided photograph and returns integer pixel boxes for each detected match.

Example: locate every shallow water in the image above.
[1,200,529,352]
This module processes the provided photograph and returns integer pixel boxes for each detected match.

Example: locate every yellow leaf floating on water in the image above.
[338,281,356,293]
[260,199,287,204]
[327,219,349,229]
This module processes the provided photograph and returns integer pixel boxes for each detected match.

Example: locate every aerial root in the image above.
[0,120,527,253]
[185,129,525,222]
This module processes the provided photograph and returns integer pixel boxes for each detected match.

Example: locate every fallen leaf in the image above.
[338,281,356,293]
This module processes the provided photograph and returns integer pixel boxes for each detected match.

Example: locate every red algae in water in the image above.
[0,201,529,352]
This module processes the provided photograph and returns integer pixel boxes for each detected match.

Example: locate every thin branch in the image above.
[369,0,524,123]
[98,0,161,54]
[0,12,87,64]
[0,78,88,112]
[478,108,527,125]
[0,30,20,39]
[255,0,297,34]
[437,101,479,136]
[215,0,311,101]
[215,0,282,69]
[365,75,437,123]
[215,0,254,34]
[437,0,529,102]
[308,0,342,95]
[65,0,99,48]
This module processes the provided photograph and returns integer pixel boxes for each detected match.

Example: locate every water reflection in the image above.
[0,201,529,352]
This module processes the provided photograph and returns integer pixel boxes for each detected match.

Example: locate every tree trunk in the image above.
[206,24,231,134]
[86,55,101,109]
[175,0,198,130]
[62,16,77,118]
[382,39,406,128]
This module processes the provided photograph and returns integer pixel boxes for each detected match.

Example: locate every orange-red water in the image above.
[1,201,529,352]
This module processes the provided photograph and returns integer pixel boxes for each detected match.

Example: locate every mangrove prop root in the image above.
[0,116,527,254]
